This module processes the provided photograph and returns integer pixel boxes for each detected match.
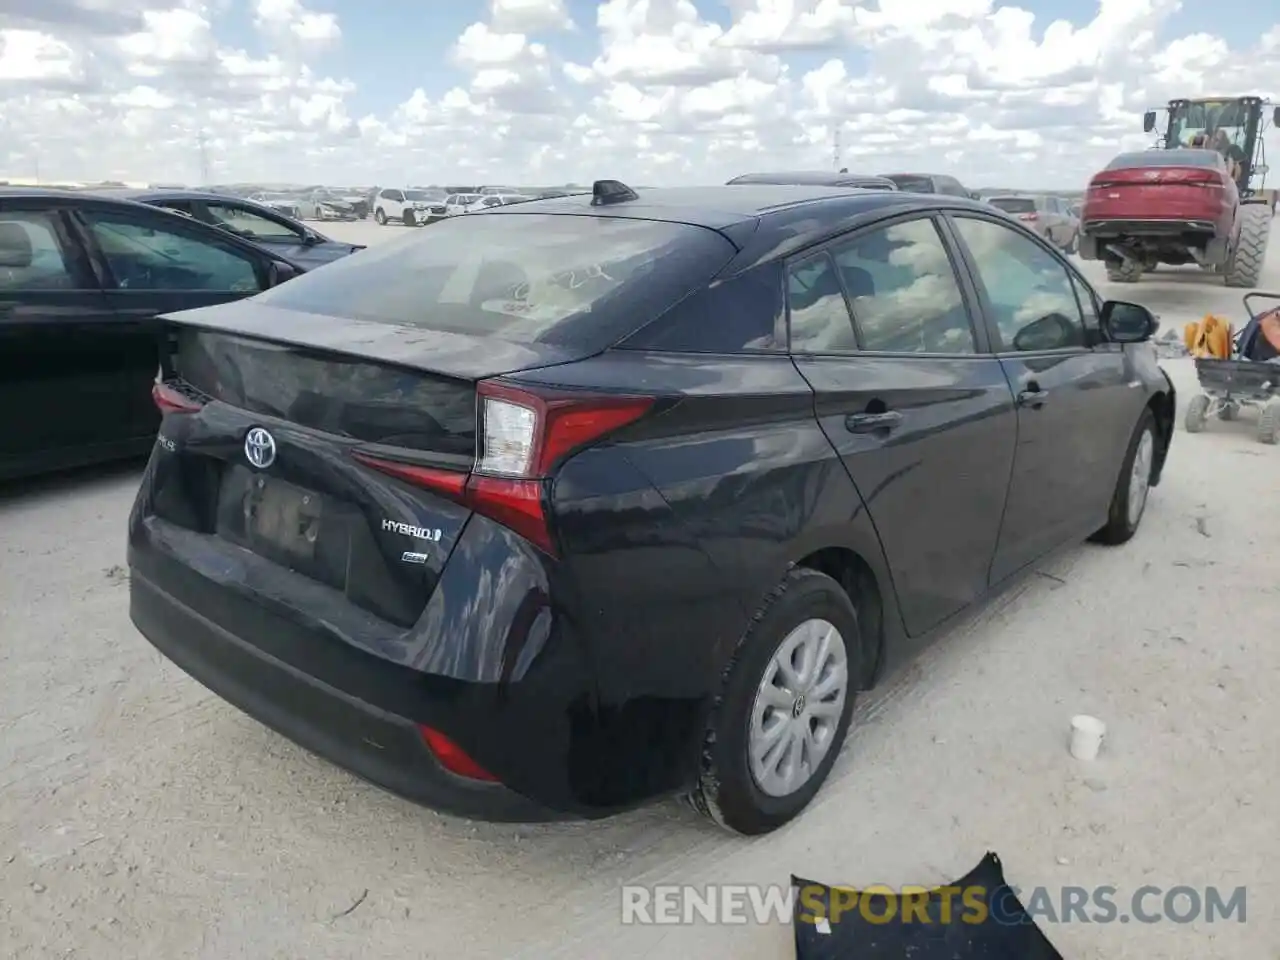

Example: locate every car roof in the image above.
[475,184,996,264]
[0,185,182,207]
[727,171,897,187]
[88,187,246,204]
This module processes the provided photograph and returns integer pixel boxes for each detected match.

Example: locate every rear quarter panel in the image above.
[521,350,899,722]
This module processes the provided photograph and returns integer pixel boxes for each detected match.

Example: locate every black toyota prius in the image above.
[127,181,1175,834]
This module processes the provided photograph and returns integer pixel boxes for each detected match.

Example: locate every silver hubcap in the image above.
[1128,428,1154,524]
[749,618,849,798]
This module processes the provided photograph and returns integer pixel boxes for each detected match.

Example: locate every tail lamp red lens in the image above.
[417,726,498,782]
[152,381,204,414]
[352,381,655,556]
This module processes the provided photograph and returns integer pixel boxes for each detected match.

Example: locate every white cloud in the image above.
[488,0,574,33]
[0,0,1277,189]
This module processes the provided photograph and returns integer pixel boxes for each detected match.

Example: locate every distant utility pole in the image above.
[832,124,842,172]
[197,132,210,185]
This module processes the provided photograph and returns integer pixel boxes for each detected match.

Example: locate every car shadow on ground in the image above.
[0,458,148,511]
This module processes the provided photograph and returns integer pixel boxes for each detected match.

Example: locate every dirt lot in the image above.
[2,220,1278,960]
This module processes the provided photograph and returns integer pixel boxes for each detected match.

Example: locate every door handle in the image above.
[845,410,902,433]
[1017,389,1049,407]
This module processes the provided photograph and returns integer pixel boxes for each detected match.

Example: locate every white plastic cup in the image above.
[1069,715,1106,761]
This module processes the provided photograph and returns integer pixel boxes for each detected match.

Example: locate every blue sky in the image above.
[209,0,1263,122]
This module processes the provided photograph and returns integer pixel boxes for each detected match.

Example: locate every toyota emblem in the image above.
[244,427,277,470]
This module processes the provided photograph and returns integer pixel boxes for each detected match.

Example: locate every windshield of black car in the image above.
[989,197,1037,213]
[1106,150,1221,169]
[883,175,934,192]
[252,212,737,350]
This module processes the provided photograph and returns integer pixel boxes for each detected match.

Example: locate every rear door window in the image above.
[253,212,737,351]
[829,218,976,354]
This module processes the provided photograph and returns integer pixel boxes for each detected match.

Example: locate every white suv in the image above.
[374,188,448,226]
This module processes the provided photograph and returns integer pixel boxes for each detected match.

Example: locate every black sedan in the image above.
[0,188,304,481]
[128,181,1175,834]
[95,189,364,270]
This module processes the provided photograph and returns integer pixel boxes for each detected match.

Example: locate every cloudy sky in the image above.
[1,0,1277,189]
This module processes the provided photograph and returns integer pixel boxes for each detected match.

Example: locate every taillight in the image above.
[418,726,498,782]
[152,380,204,414]
[1018,213,1039,221]
[352,382,655,556]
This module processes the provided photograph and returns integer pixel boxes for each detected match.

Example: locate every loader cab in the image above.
[1146,97,1278,198]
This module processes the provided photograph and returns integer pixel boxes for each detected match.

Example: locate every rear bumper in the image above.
[129,568,565,822]
[1083,218,1221,237]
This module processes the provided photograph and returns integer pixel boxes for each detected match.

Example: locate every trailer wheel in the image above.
[1258,399,1280,445]
[1184,394,1209,433]
[1223,204,1270,288]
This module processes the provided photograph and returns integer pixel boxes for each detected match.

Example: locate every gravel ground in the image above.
[2,219,1278,960]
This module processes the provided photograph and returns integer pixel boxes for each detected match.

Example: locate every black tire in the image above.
[1091,408,1157,546]
[1105,259,1143,283]
[374,208,387,225]
[1258,399,1280,445]
[1184,394,1209,433]
[1223,204,1270,288]
[404,210,417,227]
[1063,232,1079,255]
[690,567,860,836]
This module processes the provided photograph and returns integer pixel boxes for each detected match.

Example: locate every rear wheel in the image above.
[1184,394,1209,432]
[1258,399,1280,445]
[1106,259,1143,283]
[1091,409,1157,545]
[1223,204,1271,288]
[374,208,387,225]
[691,567,859,836]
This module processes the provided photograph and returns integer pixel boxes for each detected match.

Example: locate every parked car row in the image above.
[372,187,538,226]
[112,180,1174,836]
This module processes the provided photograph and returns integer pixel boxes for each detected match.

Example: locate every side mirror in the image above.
[267,261,300,287]
[1012,313,1081,352]
[1143,111,1156,133]
[1100,300,1157,343]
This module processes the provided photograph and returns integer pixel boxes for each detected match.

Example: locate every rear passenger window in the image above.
[623,265,784,352]
[0,212,77,291]
[787,254,857,352]
[829,218,976,354]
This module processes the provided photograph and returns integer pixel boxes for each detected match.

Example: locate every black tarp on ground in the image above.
[793,852,1064,959]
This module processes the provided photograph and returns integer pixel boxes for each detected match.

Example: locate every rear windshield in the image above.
[988,197,1037,213]
[883,175,935,193]
[1106,150,1220,169]
[253,212,737,349]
